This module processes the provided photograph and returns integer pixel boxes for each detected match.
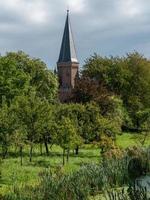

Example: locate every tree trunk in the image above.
[136,118,140,130]
[66,148,70,163]
[2,145,8,159]
[29,145,33,162]
[44,140,49,156]
[63,149,65,165]
[101,147,105,154]
[20,146,23,166]
[14,146,17,154]
[75,145,79,155]
[40,143,43,155]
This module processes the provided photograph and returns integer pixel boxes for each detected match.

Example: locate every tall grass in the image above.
[104,183,149,200]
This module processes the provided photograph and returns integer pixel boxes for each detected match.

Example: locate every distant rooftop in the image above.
[58,10,78,63]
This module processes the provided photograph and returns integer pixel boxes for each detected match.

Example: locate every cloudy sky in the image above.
[0,0,150,69]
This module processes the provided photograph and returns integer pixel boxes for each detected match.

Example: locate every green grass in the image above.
[116,133,150,148]
[0,145,100,195]
[0,133,150,196]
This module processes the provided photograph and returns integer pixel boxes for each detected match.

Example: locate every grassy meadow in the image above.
[0,133,150,197]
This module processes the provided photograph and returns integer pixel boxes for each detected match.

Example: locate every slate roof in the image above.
[58,11,78,63]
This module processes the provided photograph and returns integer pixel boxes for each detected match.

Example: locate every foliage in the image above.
[0,99,17,158]
[56,117,82,150]
[81,52,150,128]
[126,146,150,175]
[0,51,58,105]
[52,116,83,164]
[102,144,125,159]
[1,50,150,199]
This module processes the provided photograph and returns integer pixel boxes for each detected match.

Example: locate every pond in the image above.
[136,175,150,197]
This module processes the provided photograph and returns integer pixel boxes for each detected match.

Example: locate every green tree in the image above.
[55,117,82,165]
[13,91,44,162]
[54,103,85,154]
[0,54,29,105]
[36,102,56,156]
[12,127,27,165]
[0,99,16,158]
[124,53,150,127]
[81,52,150,128]
[81,103,101,142]
[0,51,58,104]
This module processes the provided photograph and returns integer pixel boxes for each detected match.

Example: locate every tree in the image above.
[81,52,150,128]
[0,51,58,105]
[96,116,121,154]
[72,76,103,103]
[81,103,101,142]
[55,117,82,165]
[12,127,27,165]
[0,98,17,158]
[54,103,85,155]
[0,54,29,105]
[72,76,114,115]
[0,51,58,160]
[36,102,56,156]
[13,90,45,162]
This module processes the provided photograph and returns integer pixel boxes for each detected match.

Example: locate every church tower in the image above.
[57,10,79,102]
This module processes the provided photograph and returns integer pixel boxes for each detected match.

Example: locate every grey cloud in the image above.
[0,0,150,68]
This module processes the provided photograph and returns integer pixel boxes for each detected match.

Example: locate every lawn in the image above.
[0,133,150,196]
[116,132,150,148]
[0,145,100,195]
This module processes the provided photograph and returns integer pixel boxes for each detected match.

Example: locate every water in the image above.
[136,175,150,197]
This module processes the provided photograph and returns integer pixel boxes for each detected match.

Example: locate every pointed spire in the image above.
[58,11,78,63]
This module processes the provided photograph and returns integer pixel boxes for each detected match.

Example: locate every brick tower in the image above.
[57,10,79,102]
